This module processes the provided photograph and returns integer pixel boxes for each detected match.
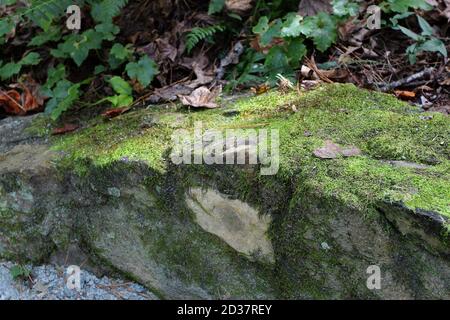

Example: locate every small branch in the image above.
[304,56,333,84]
[375,68,435,91]
[0,89,26,112]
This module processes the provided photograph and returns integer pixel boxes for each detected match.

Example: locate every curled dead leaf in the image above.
[0,77,45,115]
[179,86,222,108]
[0,90,23,115]
[225,0,253,14]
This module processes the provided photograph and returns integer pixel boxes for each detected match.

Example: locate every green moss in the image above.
[24,114,54,137]
[51,84,450,218]
[52,110,172,174]
[0,206,56,263]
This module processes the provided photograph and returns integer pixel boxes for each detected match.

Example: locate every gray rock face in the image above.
[0,115,45,154]
[186,187,274,264]
[0,112,449,300]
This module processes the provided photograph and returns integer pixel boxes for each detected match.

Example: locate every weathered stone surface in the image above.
[0,114,46,154]
[186,187,274,263]
[0,84,449,299]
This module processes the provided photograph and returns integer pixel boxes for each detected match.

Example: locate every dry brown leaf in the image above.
[225,0,253,14]
[52,124,79,135]
[440,77,450,86]
[179,86,222,108]
[304,56,333,83]
[0,90,23,115]
[338,18,360,41]
[298,0,332,16]
[302,65,349,82]
[1,77,45,115]
[147,84,193,103]
[101,107,131,119]
[250,84,270,95]
[394,90,416,100]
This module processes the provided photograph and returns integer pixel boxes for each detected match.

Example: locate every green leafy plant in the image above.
[243,0,365,85]
[9,264,31,282]
[332,0,360,17]
[208,0,225,15]
[45,80,84,120]
[50,29,104,66]
[398,15,447,64]
[0,52,41,80]
[225,48,266,89]
[0,0,161,119]
[105,76,134,107]
[109,43,134,69]
[299,12,338,52]
[185,25,225,53]
[125,55,159,88]
[380,0,432,14]
[90,0,128,24]
[250,9,340,82]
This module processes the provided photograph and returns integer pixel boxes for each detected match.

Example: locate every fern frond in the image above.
[89,0,128,24]
[186,25,225,53]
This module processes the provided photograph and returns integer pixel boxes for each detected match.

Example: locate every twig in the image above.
[304,56,333,84]
[0,89,26,112]
[375,68,435,91]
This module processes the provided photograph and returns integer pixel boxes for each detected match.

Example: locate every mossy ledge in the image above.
[1,84,449,299]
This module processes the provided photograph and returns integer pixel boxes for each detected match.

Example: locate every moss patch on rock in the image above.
[50,84,449,219]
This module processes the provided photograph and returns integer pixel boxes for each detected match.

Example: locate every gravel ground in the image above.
[0,261,158,300]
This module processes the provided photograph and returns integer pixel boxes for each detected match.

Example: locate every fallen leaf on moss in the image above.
[179,86,222,108]
[250,84,270,95]
[52,124,79,135]
[101,107,131,119]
